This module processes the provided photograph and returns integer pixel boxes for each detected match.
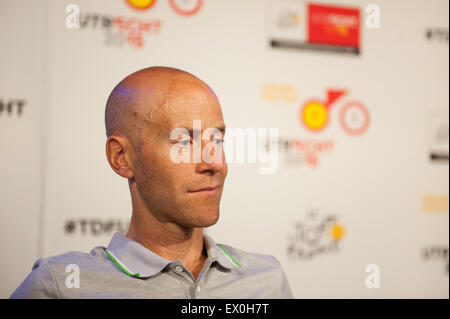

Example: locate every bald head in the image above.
[105,67,228,231]
[105,66,216,150]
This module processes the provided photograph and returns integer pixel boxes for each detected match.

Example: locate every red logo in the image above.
[300,89,370,136]
[308,3,360,48]
[169,0,203,16]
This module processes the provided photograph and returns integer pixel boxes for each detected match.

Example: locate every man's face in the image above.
[131,80,228,229]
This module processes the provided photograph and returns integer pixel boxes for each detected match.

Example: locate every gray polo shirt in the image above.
[10,232,294,299]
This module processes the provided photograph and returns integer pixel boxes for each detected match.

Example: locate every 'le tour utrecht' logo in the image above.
[170,120,279,175]
[265,87,370,169]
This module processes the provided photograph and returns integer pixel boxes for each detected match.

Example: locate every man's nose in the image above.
[195,142,226,175]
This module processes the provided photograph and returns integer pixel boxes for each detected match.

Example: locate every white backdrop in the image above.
[1,0,448,298]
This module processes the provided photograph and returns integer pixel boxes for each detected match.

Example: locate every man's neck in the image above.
[126,212,207,279]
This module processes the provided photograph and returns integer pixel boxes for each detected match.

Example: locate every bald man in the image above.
[10,67,293,299]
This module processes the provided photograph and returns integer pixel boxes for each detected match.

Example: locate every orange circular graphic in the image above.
[169,0,203,16]
[331,224,345,241]
[125,0,157,10]
[301,100,329,131]
[339,101,370,136]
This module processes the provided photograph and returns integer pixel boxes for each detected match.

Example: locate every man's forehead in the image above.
[145,90,222,126]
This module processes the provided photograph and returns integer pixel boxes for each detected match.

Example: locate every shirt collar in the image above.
[203,233,242,270]
[104,232,241,279]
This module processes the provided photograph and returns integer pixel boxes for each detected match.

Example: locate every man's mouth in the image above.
[188,186,218,193]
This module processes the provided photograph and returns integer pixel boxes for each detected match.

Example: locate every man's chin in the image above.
[191,211,220,228]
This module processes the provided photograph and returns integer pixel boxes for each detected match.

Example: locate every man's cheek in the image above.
[223,163,228,178]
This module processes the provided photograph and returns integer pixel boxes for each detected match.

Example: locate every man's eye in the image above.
[214,138,225,145]
[180,139,191,146]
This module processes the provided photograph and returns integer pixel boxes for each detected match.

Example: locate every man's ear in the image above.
[105,136,134,179]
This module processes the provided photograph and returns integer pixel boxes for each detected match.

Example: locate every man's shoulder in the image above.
[9,246,110,299]
[215,242,294,298]
[216,242,283,271]
[31,246,117,285]
[36,246,108,270]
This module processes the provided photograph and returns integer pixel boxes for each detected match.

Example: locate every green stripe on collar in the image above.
[218,245,242,267]
[104,248,141,278]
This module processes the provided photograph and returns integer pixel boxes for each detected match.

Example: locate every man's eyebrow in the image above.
[177,125,226,136]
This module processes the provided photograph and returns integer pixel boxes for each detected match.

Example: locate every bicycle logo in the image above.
[300,89,370,136]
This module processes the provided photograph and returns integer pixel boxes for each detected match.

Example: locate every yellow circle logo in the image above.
[126,0,156,10]
[331,224,345,240]
[301,101,328,131]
